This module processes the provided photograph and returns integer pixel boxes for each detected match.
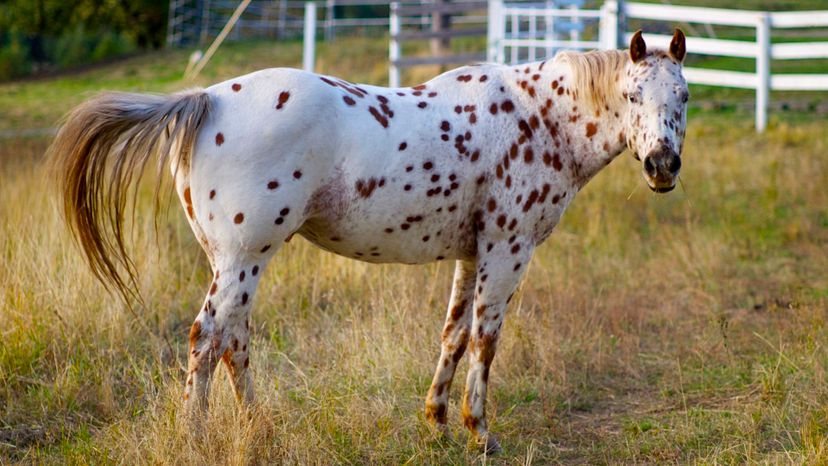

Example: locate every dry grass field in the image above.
[1,38,827,464]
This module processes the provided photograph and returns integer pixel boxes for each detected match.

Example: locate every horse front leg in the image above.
[461,237,534,453]
[425,259,476,434]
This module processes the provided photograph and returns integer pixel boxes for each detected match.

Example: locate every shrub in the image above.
[53,25,95,69]
[0,34,32,81]
[91,32,135,62]
[51,27,136,70]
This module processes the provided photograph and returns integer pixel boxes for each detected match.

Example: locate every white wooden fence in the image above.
[488,0,828,132]
[389,1,489,87]
[487,0,601,65]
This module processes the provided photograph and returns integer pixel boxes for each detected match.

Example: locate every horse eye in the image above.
[682,92,689,103]
[629,95,637,103]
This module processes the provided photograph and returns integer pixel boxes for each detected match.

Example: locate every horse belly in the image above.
[298,187,476,264]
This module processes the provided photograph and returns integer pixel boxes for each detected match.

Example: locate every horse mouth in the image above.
[644,174,676,193]
[649,184,675,193]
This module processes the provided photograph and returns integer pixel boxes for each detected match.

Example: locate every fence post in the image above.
[325,0,335,41]
[529,8,537,61]
[487,0,503,62]
[599,0,620,50]
[569,3,581,45]
[431,0,452,59]
[303,2,316,72]
[510,11,519,63]
[389,2,400,87]
[545,0,554,58]
[756,12,771,132]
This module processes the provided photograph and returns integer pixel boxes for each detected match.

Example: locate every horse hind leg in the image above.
[220,315,254,406]
[425,259,476,434]
[178,152,314,418]
[183,253,271,419]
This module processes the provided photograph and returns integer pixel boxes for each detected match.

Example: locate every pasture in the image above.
[1,37,827,464]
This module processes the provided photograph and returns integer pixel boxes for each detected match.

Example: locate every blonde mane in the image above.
[553,49,629,111]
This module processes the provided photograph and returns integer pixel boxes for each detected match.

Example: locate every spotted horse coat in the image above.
[49,30,688,452]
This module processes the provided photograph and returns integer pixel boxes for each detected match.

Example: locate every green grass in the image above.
[1,35,827,464]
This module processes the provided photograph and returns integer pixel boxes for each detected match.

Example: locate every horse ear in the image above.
[669,28,686,63]
[629,30,647,63]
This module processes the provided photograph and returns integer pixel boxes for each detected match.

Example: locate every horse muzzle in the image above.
[642,147,681,193]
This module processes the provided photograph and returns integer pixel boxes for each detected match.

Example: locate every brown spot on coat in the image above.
[524,147,534,163]
[518,119,533,139]
[355,178,379,198]
[552,152,563,171]
[276,91,290,110]
[586,122,598,138]
[523,190,539,212]
[368,106,389,128]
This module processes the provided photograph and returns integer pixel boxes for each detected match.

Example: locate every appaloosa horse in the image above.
[49,30,688,451]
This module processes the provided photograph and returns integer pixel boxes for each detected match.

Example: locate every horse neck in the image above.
[535,57,630,188]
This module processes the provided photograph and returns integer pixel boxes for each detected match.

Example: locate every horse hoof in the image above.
[479,434,502,455]
[433,422,451,438]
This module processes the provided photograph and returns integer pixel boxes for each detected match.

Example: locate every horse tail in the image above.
[47,90,212,302]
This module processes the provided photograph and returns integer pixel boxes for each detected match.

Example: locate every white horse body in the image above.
[50,31,688,452]
[185,64,584,269]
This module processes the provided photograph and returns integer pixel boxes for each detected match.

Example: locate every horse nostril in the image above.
[668,155,681,174]
[643,157,657,177]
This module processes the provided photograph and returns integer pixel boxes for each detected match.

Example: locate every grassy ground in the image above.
[1,37,827,464]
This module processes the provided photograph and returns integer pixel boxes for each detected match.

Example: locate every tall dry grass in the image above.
[1,118,827,463]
